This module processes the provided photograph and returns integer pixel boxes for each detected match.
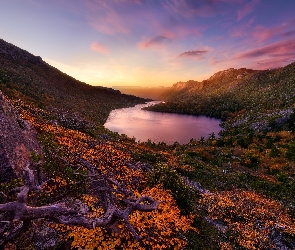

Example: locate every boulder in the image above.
[0,91,41,182]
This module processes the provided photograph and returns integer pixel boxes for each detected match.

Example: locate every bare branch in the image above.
[0,192,7,203]
[124,196,161,212]
[0,159,160,244]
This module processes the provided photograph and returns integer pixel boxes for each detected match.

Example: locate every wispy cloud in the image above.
[162,0,242,18]
[228,16,295,50]
[251,25,281,42]
[208,38,295,70]
[254,56,295,69]
[85,0,140,34]
[238,39,295,59]
[84,0,216,38]
[282,30,295,37]
[178,50,208,59]
[138,36,172,49]
[252,19,295,42]
[228,17,254,37]
[237,0,259,21]
[90,42,109,54]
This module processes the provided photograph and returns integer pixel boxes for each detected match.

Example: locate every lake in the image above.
[104,102,222,145]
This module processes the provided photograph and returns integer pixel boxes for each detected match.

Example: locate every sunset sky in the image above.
[1,0,295,87]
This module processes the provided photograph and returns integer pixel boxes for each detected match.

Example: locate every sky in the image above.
[0,0,295,87]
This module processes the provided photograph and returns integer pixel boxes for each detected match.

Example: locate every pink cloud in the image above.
[254,56,295,69]
[237,0,259,21]
[89,15,129,35]
[90,42,109,54]
[231,39,295,69]
[84,0,207,40]
[85,0,135,34]
[252,19,295,42]
[162,0,215,18]
[208,39,295,70]
[282,30,295,37]
[85,1,172,37]
[238,39,295,59]
[178,50,208,60]
[229,17,295,47]
[162,0,243,18]
[138,36,172,49]
[229,17,254,37]
[251,25,280,42]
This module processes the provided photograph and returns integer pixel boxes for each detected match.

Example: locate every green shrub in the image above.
[148,163,197,214]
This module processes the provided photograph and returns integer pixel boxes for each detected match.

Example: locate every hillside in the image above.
[0,38,147,126]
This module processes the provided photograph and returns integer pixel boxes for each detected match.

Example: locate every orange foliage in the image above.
[55,186,196,249]
[201,190,295,249]
[42,176,68,196]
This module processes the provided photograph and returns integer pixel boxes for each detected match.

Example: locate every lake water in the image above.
[104,102,222,145]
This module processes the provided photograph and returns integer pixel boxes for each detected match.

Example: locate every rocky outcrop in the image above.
[0,91,41,182]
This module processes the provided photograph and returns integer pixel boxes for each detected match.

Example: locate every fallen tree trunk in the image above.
[0,160,160,246]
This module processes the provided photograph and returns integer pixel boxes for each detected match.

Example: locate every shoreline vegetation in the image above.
[1,38,295,249]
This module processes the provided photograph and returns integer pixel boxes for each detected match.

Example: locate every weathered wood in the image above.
[0,161,159,245]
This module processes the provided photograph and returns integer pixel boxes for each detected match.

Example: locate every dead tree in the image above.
[0,160,160,246]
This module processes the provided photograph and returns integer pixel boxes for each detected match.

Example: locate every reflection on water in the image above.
[104,101,222,145]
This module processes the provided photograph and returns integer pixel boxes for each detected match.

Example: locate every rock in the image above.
[0,91,41,182]
[33,222,60,250]
[180,176,211,194]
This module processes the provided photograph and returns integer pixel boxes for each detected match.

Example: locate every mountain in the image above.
[147,63,295,134]
[0,38,147,126]
[160,67,258,101]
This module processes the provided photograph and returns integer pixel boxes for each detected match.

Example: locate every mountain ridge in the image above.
[161,67,259,101]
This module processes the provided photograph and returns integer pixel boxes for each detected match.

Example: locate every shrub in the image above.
[148,163,197,214]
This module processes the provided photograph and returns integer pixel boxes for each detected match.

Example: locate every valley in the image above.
[1,38,295,249]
